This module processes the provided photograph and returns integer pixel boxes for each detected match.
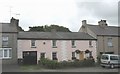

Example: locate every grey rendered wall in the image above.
[2,33,18,64]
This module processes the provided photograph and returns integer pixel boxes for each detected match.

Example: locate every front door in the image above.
[79,51,84,60]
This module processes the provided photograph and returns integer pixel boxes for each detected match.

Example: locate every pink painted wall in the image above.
[18,40,97,63]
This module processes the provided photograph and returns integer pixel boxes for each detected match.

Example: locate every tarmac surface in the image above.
[1,64,119,72]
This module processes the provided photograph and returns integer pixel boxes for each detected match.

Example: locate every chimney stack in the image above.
[10,17,19,27]
[98,20,107,28]
[82,20,87,25]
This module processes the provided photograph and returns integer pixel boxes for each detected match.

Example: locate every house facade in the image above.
[79,20,120,57]
[0,18,18,64]
[0,17,97,65]
[17,32,97,64]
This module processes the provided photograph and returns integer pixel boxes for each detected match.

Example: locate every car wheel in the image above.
[110,64,114,68]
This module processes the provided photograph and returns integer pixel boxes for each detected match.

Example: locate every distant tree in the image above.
[18,26,24,31]
[29,26,44,31]
[28,25,71,32]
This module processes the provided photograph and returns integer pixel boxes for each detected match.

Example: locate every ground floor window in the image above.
[0,48,12,59]
[85,50,92,59]
[52,52,57,60]
[40,53,45,59]
[72,52,76,60]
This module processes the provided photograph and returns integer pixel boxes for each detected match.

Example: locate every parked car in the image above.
[100,54,120,68]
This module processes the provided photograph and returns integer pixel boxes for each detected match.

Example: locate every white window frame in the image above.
[31,40,36,47]
[107,38,113,47]
[72,52,75,57]
[71,40,76,48]
[52,40,57,48]
[40,52,46,59]
[89,40,93,47]
[2,36,8,47]
[0,48,12,59]
[52,52,57,60]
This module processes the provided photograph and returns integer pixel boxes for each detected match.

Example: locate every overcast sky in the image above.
[0,0,119,32]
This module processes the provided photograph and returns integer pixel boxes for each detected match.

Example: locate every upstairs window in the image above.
[89,40,93,47]
[108,38,113,47]
[2,36,8,47]
[52,40,57,48]
[71,40,76,48]
[31,40,36,47]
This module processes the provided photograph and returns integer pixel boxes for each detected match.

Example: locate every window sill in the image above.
[108,46,113,47]
[2,46,9,48]
[31,46,37,48]
[89,46,93,48]
[72,46,76,48]
[52,46,57,48]
[0,57,12,59]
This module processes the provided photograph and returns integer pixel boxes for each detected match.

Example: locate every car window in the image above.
[110,56,118,60]
[101,55,109,60]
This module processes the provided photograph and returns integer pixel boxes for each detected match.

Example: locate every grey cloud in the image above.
[76,2,118,25]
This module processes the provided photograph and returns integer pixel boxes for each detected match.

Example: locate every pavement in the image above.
[2,64,22,72]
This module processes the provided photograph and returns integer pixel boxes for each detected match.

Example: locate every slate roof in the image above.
[86,24,120,36]
[0,23,18,33]
[18,32,96,40]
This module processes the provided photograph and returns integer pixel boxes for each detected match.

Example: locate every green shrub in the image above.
[39,58,60,69]
[38,58,95,69]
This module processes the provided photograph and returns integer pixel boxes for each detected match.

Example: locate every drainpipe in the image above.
[102,35,105,54]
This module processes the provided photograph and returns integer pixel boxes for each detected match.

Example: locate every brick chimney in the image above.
[98,20,107,28]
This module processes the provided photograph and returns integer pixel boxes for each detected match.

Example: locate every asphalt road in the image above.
[2,65,119,72]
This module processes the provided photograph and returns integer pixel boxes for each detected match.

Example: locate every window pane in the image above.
[31,40,35,46]
[4,50,8,57]
[72,52,75,57]
[89,40,92,46]
[40,53,45,59]
[110,56,118,60]
[101,55,108,60]
[52,52,57,60]
[2,37,8,41]
[0,50,3,58]
[9,49,12,57]
[72,40,76,48]
[108,38,112,46]
[2,41,8,47]
[52,40,56,47]
[72,40,75,46]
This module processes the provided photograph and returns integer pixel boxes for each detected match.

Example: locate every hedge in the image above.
[38,58,95,69]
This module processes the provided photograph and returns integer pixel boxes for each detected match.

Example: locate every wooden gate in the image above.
[23,51,37,65]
